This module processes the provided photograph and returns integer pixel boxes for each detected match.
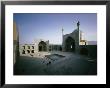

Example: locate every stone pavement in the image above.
[14,51,97,75]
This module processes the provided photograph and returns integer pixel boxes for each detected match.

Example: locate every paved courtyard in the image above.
[14,51,97,75]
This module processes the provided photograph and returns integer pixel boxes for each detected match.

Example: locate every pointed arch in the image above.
[38,41,47,51]
[65,37,75,52]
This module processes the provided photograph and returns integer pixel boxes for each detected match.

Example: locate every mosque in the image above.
[19,21,88,56]
[62,21,88,53]
[14,20,97,66]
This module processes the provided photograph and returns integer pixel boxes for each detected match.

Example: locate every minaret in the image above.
[77,21,81,44]
[77,21,80,31]
[62,27,64,38]
[62,27,64,51]
[62,27,64,44]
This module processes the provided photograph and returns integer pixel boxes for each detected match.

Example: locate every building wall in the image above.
[19,42,62,56]
[13,22,19,64]
[49,44,62,51]
[19,39,50,56]
[79,45,97,59]
[20,44,35,56]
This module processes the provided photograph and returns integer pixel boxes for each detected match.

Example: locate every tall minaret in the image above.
[62,27,64,51]
[62,27,64,36]
[77,21,80,31]
[77,21,80,44]
[62,27,64,43]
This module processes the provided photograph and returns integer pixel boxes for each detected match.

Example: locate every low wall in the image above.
[79,45,97,59]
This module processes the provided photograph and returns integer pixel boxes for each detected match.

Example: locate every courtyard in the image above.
[14,51,97,75]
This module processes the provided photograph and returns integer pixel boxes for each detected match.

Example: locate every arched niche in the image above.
[38,41,47,52]
[65,37,75,52]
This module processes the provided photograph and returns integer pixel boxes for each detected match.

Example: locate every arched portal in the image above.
[38,41,47,51]
[65,37,75,52]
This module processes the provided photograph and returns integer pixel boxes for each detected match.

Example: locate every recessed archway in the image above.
[22,50,25,54]
[31,50,34,53]
[27,50,30,53]
[65,37,75,52]
[38,41,47,52]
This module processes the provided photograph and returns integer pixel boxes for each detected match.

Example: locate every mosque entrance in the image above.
[65,37,75,52]
[38,41,47,51]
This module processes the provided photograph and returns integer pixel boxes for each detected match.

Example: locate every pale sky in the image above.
[14,13,97,44]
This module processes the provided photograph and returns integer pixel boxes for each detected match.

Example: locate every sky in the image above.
[14,13,97,45]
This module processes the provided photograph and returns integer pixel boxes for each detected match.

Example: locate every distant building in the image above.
[19,39,62,56]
